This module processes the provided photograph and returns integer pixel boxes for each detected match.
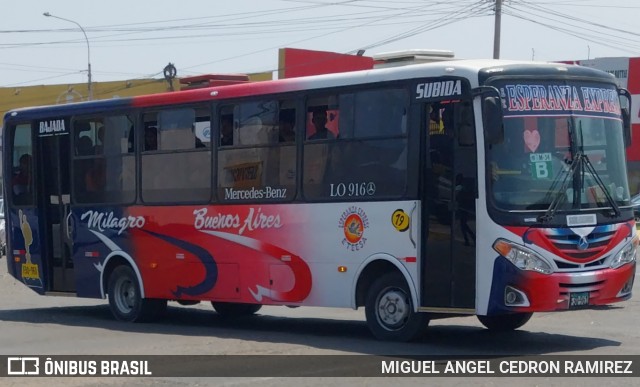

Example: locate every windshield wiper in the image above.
[537,152,621,223]
[571,119,619,217]
[581,153,621,218]
[537,154,581,223]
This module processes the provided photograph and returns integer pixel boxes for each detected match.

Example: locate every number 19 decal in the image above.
[391,209,410,232]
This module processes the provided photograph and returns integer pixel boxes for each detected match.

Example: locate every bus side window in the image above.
[303,89,408,200]
[140,108,211,203]
[72,115,136,204]
[303,98,340,198]
[217,101,294,202]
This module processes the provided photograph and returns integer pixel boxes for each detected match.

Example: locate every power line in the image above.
[352,1,492,52]
[0,0,638,87]
[1,71,85,87]
[181,1,484,71]
[502,1,640,54]
[512,1,640,38]
[502,9,640,55]
[0,1,482,49]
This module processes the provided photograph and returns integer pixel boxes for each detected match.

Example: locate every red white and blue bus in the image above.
[2,59,636,341]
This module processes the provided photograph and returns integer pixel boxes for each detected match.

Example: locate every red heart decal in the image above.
[524,129,540,152]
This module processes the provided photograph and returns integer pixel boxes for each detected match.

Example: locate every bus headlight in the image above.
[610,237,639,269]
[493,239,553,275]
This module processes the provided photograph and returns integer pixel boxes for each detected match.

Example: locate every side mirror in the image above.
[619,89,632,147]
[482,96,504,145]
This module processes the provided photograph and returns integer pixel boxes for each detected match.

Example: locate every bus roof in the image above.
[4,59,617,122]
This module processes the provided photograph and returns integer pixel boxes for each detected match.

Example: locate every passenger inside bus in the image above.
[144,126,158,151]
[85,158,106,193]
[12,153,32,199]
[308,107,336,140]
[279,109,296,143]
[76,136,95,156]
[220,115,234,146]
[429,105,442,134]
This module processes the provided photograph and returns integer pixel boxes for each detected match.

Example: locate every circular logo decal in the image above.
[344,213,364,244]
[338,206,369,251]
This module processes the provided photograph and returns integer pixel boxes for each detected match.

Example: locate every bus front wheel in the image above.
[477,312,533,331]
[365,272,429,341]
[211,302,262,316]
[107,265,166,322]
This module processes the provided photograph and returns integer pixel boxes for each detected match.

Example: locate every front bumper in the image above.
[486,256,635,314]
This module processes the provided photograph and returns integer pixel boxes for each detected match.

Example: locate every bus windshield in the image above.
[488,80,630,213]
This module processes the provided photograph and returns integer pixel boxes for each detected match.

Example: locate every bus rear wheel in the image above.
[211,302,262,316]
[108,265,166,323]
[477,312,533,331]
[365,272,429,341]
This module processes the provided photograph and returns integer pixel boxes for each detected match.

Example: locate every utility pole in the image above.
[493,0,502,59]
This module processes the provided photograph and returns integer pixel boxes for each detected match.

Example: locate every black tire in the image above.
[212,302,262,316]
[107,265,166,322]
[365,271,429,341]
[477,312,533,331]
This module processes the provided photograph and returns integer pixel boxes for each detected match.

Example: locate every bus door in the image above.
[35,117,75,293]
[6,122,46,291]
[420,95,477,310]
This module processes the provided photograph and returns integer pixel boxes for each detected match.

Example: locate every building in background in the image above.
[277,47,374,79]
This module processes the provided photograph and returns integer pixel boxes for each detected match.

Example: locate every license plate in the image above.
[569,292,590,308]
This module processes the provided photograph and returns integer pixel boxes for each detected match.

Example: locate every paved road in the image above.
[0,258,638,386]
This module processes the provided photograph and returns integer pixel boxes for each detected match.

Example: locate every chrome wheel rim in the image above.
[114,276,136,314]
[376,287,410,331]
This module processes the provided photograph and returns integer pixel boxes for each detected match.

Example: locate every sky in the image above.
[1,0,639,88]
